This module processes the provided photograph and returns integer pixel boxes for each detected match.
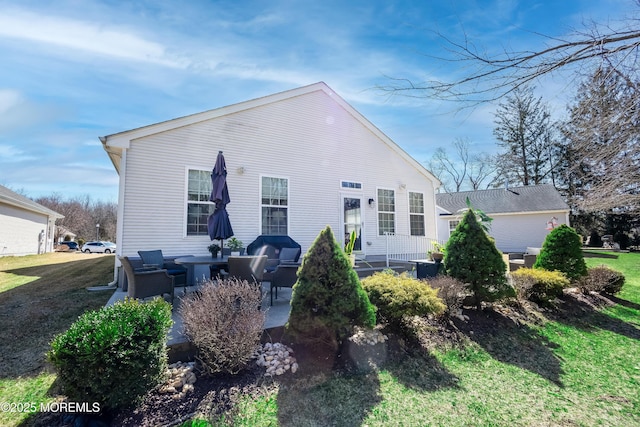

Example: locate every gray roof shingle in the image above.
[436,184,569,215]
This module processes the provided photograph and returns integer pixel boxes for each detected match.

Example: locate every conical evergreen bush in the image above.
[534,224,587,281]
[286,226,376,347]
[445,208,513,309]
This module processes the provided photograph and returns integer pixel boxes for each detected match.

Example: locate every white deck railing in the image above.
[385,233,443,266]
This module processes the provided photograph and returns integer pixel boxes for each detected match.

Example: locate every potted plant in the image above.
[226,238,244,256]
[207,243,221,258]
[344,230,357,267]
[428,241,445,263]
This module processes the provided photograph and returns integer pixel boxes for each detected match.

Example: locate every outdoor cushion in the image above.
[138,250,164,268]
[138,250,187,285]
[279,247,301,263]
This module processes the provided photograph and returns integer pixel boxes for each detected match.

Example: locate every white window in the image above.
[409,192,425,236]
[186,169,214,236]
[341,180,362,189]
[261,176,288,235]
[377,188,395,235]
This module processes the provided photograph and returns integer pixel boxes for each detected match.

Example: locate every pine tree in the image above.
[286,226,376,348]
[534,224,587,281]
[445,209,513,309]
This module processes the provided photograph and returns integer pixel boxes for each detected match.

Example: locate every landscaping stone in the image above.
[254,342,298,376]
[158,361,197,400]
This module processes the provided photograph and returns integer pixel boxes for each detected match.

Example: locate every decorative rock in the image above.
[254,342,298,376]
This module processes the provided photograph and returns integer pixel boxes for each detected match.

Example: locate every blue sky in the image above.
[0,0,636,202]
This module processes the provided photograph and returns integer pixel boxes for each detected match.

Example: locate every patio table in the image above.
[174,256,230,286]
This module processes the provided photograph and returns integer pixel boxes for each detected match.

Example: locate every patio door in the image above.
[342,195,364,255]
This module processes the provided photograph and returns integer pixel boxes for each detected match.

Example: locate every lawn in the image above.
[0,253,114,427]
[1,252,639,427]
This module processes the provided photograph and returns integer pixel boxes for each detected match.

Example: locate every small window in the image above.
[341,181,362,189]
[377,188,395,235]
[261,176,288,235]
[409,192,425,236]
[186,169,214,236]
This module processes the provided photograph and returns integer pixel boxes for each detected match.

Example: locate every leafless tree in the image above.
[428,137,493,192]
[559,67,639,212]
[379,3,640,104]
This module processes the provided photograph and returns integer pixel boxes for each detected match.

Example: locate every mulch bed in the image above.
[29,290,618,427]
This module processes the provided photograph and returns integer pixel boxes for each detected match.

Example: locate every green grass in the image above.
[0,253,114,427]
[212,252,640,426]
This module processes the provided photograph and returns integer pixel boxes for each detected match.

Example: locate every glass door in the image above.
[342,196,363,253]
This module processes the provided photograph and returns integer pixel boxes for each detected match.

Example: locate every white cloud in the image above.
[0,144,36,162]
[0,8,187,68]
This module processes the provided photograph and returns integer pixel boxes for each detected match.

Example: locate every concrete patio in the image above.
[105,259,412,361]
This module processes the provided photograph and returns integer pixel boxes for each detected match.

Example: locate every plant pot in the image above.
[231,251,240,257]
[349,253,356,267]
[430,252,444,263]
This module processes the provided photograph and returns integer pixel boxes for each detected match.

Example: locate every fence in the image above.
[384,233,443,266]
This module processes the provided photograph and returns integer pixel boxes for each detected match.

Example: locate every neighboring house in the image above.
[0,185,63,256]
[101,82,440,283]
[436,184,570,253]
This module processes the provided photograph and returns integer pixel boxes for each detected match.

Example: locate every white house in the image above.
[101,82,441,283]
[0,185,63,256]
[436,184,570,253]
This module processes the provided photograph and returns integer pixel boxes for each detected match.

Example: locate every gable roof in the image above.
[100,82,440,186]
[436,184,569,215]
[0,185,63,218]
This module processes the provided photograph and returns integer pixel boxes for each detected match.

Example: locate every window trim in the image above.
[260,174,290,235]
[408,191,426,236]
[184,167,215,237]
[376,187,396,236]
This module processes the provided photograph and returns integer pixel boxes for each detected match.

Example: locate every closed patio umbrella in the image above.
[207,151,234,245]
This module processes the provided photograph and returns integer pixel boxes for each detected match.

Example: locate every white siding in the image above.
[0,204,50,256]
[437,211,569,253]
[115,88,437,259]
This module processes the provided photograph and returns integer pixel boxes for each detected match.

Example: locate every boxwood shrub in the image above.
[361,271,445,324]
[48,297,173,410]
[510,268,569,304]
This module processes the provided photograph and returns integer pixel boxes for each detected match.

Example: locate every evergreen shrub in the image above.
[534,224,587,281]
[180,277,265,375]
[445,208,513,309]
[588,230,603,247]
[286,226,375,346]
[578,265,626,295]
[361,271,445,324]
[510,268,569,304]
[48,298,172,410]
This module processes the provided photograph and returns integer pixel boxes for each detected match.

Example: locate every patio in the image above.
[106,259,412,361]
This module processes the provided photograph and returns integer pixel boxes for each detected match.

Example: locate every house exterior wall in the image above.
[0,204,52,256]
[115,89,438,262]
[437,210,569,253]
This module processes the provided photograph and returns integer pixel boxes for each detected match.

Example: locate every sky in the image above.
[0,0,636,202]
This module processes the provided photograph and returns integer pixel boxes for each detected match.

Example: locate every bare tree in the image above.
[379,3,640,104]
[428,138,493,192]
[559,67,639,212]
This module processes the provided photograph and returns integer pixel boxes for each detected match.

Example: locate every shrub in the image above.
[180,278,265,375]
[445,208,513,309]
[286,226,376,347]
[361,271,445,324]
[534,224,587,281]
[578,266,626,295]
[48,298,172,410]
[510,268,569,304]
[428,275,468,316]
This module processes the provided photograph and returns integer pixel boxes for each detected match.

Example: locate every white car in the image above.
[82,241,117,254]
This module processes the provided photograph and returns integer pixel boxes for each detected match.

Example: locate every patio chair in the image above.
[269,262,300,305]
[226,255,268,285]
[119,256,175,302]
[138,250,187,286]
